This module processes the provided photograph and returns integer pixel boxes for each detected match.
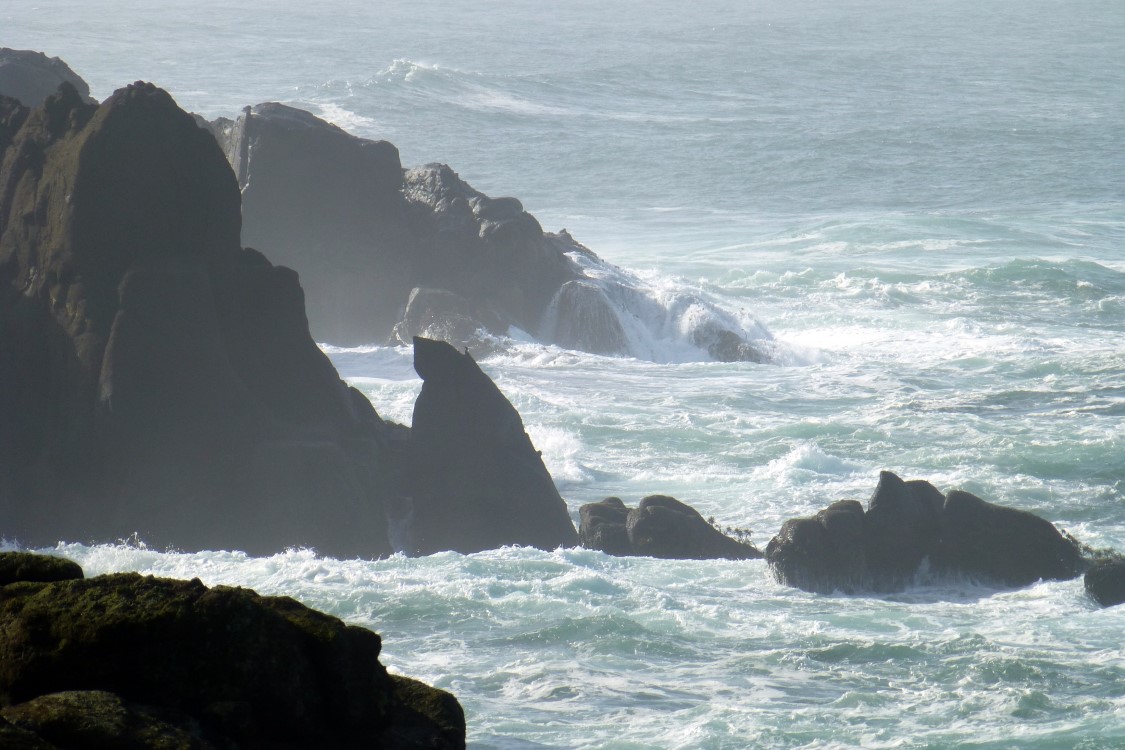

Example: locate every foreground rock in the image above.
[766,471,1086,594]
[579,495,762,560]
[0,82,407,557]
[405,337,578,555]
[1084,557,1125,608]
[0,48,95,108]
[206,102,771,362]
[0,553,464,749]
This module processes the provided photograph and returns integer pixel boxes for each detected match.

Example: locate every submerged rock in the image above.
[0,82,400,557]
[579,495,762,560]
[406,337,579,555]
[0,554,465,749]
[0,48,95,108]
[766,471,1086,594]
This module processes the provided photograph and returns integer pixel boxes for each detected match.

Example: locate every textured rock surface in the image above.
[406,337,579,555]
[0,83,399,557]
[0,553,83,587]
[0,555,465,749]
[0,48,95,108]
[766,471,1086,594]
[578,495,762,560]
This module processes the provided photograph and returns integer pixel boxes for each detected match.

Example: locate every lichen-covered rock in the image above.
[0,48,95,108]
[0,557,465,749]
[0,82,400,557]
[0,553,83,586]
[406,337,578,555]
[1084,557,1125,608]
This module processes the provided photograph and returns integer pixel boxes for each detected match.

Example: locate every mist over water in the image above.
[6,0,1125,747]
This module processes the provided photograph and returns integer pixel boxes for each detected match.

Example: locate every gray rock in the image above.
[0,48,95,108]
[1084,557,1125,608]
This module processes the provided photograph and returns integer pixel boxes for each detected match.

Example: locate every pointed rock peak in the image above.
[413,335,477,383]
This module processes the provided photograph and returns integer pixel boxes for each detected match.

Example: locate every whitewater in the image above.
[5,0,1125,747]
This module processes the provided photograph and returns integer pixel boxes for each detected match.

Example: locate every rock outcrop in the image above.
[0,48,95,108]
[404,337,579,555]
[0,553,465,749]
[0,82,402,557]
[766,471,1086,593]
[579,495,762,560]
[205,103,771,362]
[1084,556,1125,608]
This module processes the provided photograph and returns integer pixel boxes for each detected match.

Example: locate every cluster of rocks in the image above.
[0,551,464,749]
[199,99,769,362]
[579,495,761,560]
[0,79,575,559]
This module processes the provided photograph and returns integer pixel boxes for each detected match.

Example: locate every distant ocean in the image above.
[5,0,1125,747]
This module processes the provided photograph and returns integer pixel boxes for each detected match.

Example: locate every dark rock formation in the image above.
[578,497,633,556]
[0,82,401,557]
[766,471,1086,594]
[0,49,95,108]
[579,495,762,560]
[1084,557,1125,608]
[0,554,464,749]
[206,102,771,362]
[406,337,578,555]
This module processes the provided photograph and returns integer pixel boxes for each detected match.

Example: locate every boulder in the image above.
[1084,557,1125,608]
[766,472,1086,594]
[578,497,633,556]
[389,286,506,354]
[933,490,1084,587]
[766,500,867,594]
[406,337,578,555]
[578,495,762,560]
[0,49,95,108]
[0,555,465,749]
[0,82,400,557]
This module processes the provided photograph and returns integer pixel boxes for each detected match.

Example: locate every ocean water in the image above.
[5,0,1125,747]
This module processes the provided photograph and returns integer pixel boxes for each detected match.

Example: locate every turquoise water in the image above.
[5,0,1125,747]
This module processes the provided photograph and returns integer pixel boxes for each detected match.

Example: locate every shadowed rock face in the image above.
[0,555,465,749]
[406,337,579,555]
[0,48,96,108]
[0,83,399,558]
[766,471,1086,594]
[579,495,763,560]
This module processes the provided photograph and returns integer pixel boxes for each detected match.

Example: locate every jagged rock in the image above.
[578,497,633,556]
[0,82,399,557]
[766,472,1086,594]
[0,553,83,587]
[0,49,95,108]
[1084,557,1125,608]
[406,337,578,555]
[578,495,762,560]
[0,556,465,749]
